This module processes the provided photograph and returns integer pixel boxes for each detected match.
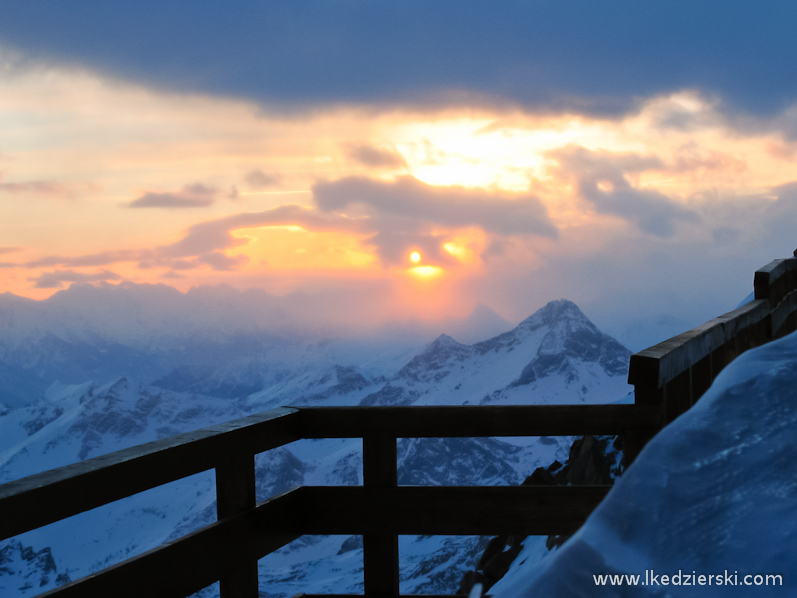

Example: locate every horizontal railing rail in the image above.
[299,404,660,438]
[1,253,796,598]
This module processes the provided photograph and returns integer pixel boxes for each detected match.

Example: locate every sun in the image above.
[410,251,422,263]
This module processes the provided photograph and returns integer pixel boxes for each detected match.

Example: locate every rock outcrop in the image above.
[456,434,624,595]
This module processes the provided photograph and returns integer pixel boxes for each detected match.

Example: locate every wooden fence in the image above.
[625,254,797,460]
[1,255,796,598]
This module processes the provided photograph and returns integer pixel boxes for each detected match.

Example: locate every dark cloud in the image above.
[127,183,217,209]
[345,144,407,168]
[314,176,556,237]
[313,175,557,265]
[244,170,281,189]
[1,2,796,118]
[551,146,700,237]
[29,269,122,288]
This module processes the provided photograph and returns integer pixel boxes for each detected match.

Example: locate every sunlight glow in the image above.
[229,226,377,270]
[410,251,422,263]
[443,242,469,261]
[409,265,444,278]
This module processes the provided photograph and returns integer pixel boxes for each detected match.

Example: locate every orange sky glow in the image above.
[2,54,797,328]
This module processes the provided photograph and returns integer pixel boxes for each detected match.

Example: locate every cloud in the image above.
[345,144,406,168]
[16,205,365,275]
[18,175,557,274]
[669,143,747,175]
[25,249,142,269]
[0,176,72,198]
[313,175,557,264]
[127,183,217,208]
[197,252,248,271]
[160,270,185,279]
[156,204,366,259]
[0,247,22,255]
[244,170,281,189]
[763,182,797,242]
[1,2,796,118]
[29,269,122,288]
[314,176,556,237]
[550,146,700,237]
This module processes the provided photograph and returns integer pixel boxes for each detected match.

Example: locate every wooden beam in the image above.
[755,258,796,307]
[298,405,659,439]
[36,490,302,598]
[216,452,258,598]
[628,300,769,388]
[0,407,301,541]
[296,486,611,536]
[771,288,797,338]
[362,434,399,596]
[363,435,397,488]
[690,354,712,404]
[663,368,691,424]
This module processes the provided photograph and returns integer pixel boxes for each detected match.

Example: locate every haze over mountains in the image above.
[0,283,634,597]
[0,283,521,409]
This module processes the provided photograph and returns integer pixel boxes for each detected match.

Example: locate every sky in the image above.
[1,1,797,336]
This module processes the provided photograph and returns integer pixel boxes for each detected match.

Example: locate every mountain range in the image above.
[0,286,633,597]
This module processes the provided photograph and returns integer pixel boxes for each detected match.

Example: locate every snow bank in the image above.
[492,330,797,597]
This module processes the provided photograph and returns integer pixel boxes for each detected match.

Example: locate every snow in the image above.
[491,329,797,597]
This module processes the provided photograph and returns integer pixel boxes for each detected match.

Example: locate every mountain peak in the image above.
[518,299,589,330]
[429,333,460,349]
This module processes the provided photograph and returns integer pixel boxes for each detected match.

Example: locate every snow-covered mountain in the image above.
[362,300,630,407]
[0,297,632,597]
[490,329,797,597]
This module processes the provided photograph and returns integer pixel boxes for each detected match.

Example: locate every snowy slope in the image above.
[0,379,246,483]
[491,329,797,597]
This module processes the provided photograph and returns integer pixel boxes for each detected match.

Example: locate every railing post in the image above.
[625,385,663,466]
[663,367,692,424]
[216,451,259,598]
[363,433,399,597]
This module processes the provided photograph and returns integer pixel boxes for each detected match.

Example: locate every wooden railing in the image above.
[624,254,797,461]
[1,254,796,598]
